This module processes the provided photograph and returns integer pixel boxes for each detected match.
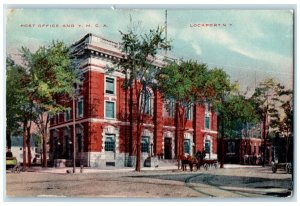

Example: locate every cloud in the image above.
[191,43,202,55]
[179,26,292,70]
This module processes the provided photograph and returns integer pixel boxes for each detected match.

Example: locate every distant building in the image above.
[219,122,273,165]
[9,136,39,164]
[49,33,219,168]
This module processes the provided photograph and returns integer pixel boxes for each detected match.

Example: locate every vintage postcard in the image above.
[4,6,294,200]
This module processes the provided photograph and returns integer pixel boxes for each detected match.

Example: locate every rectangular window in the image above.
[65,109,71,121]
[77,98,83,118]
[205,116,210,129]
[51,114,56,125]
[184,139,190,154]
[105,134,115,152]
[105,77,115,95]
[77,134,83,153]
[169,100,175,117]
[105,101,115,119]
[144,94,151,115]
[163,99,175,118]
[141,136,150,153]
[205,140,211,153]
[205,103,211,112]
[185,106,192,120]
[227,141,236,154]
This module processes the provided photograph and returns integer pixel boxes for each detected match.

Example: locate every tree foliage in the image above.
[250,78,293,164]
[15,41,78,167]
[115,26,170,171]
[220,94,259,139]
[6,57,31,148]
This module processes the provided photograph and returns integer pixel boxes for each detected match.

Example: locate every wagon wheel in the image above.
[272,165,277,173]
[16,165,21,173]
[204,163,208,170]
[286,163,292,174]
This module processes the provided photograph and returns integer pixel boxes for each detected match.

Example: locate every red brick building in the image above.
[49,33,218,168]
[219,123,273,165]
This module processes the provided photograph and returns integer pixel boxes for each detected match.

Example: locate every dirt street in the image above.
[5,166,293,199]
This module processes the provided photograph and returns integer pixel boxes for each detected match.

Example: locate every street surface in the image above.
[6,165,293,199]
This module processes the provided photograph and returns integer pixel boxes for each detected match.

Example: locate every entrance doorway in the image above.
[164,137,172,159]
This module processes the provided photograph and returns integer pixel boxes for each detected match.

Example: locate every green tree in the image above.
[268,87,293,163]
[157,60,208,157]
[6,57,34,169]
[6,57,24,149]
[157,61,235,164]
[20,41,78,167]
[220,94,259,139]
[115,27,170,172]
[251,78,286,166]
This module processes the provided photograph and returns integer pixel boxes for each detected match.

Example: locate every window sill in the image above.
[105,93,117,97]
[105,117,117,120]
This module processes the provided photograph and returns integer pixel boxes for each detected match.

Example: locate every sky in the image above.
[5,8,294,92]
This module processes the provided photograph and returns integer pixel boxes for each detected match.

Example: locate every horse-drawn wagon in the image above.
[179,151,219,171]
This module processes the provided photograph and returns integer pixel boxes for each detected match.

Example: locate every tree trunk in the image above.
[129,84,133,156]
[27,124,32,167]
[6,129,11,150]
[135,83,143,172]
[42,132,48,167]
[135,120,141,172]
[23,120,27,171]
[262,114,267,167]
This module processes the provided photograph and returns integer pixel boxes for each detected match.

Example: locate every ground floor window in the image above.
[77,133,83,153]
[205,140,211,154]
[105,134,115,152]
[227,141,235,154]
[184,139,190,154]
[141,136,150,153]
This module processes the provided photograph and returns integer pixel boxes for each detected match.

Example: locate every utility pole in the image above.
[72,84,77,173]
[165,9,168,56]
[220,96,225,169]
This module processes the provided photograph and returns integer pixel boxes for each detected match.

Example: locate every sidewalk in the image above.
[26,165,179,174]
[25,164,263,174]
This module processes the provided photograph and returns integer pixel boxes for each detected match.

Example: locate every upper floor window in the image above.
[164,99,175,118]
[105,77,115,95]
[77,97,83,118]
[141,89,152,116]
[205,116,210,129]
[64,108,71,121]
[50,114,56,125]
[185,105,192,120]
[105,101,115,119]
[205,102,211,113]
